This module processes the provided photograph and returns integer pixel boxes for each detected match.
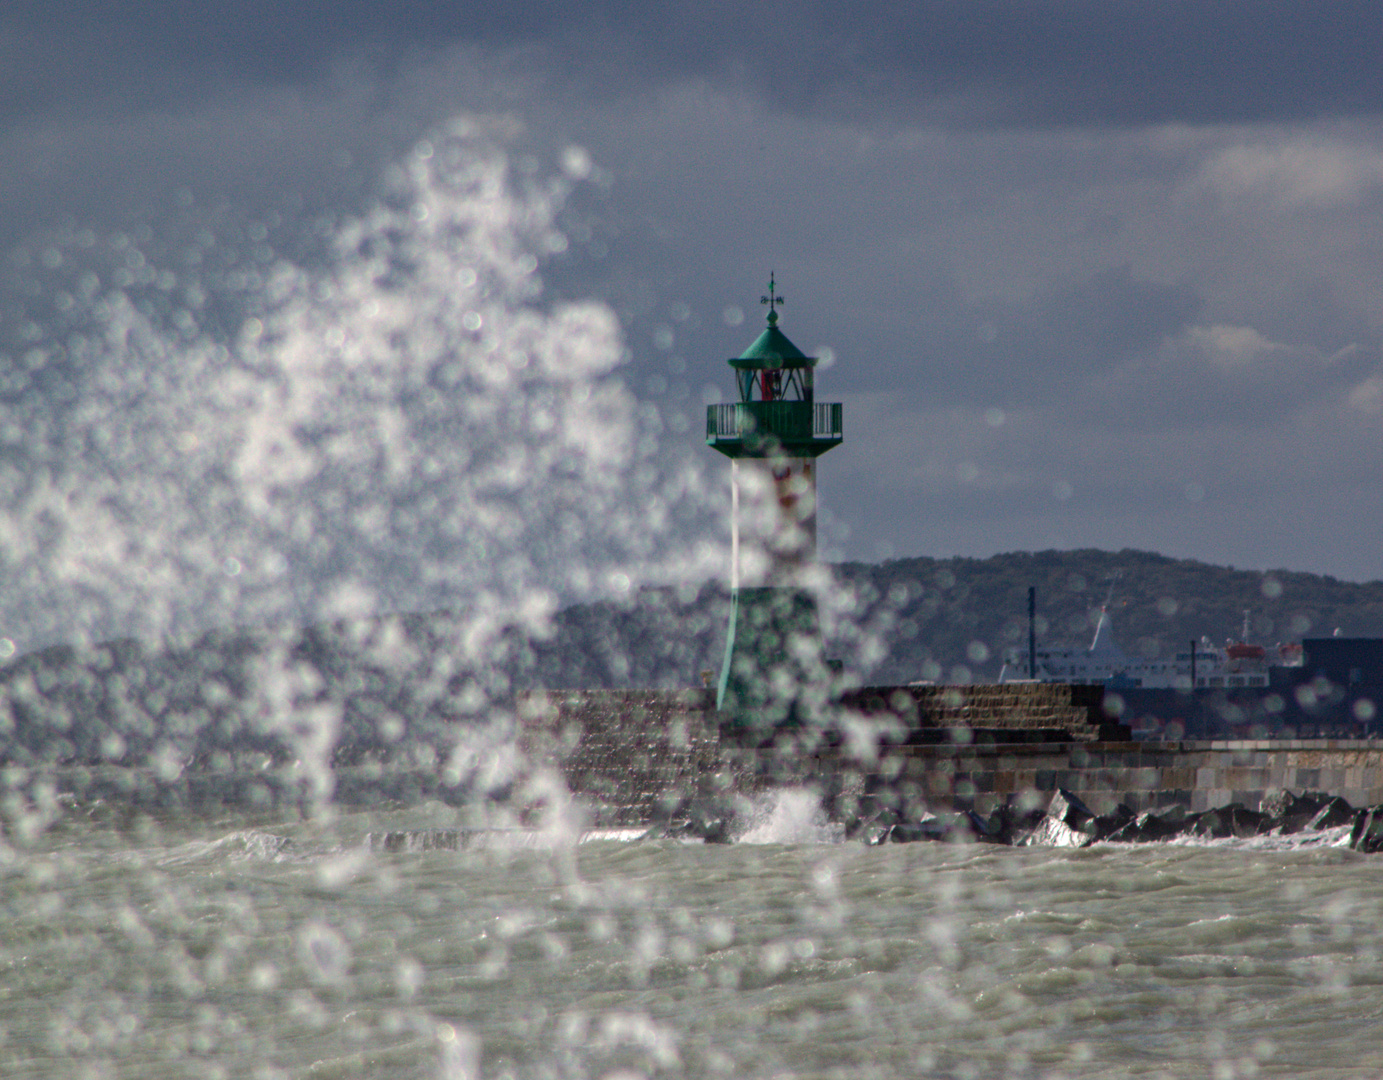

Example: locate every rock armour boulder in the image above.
[872,789,1383,853]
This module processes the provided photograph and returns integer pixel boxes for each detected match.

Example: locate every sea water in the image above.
[3,790,1382,1080]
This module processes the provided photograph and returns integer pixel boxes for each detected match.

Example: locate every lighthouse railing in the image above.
[813,401,843,440]
[706,401,842,444]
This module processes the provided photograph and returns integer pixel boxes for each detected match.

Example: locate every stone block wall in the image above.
[518,689,723,825]
[518,688,1383,825]
[794,739,1383,820]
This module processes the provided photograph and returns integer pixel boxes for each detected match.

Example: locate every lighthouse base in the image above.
[717,586,831,740]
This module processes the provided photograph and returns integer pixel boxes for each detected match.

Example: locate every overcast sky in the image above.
[4,2,1383,645]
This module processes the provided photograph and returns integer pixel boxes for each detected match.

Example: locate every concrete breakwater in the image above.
[517,685,1383,828]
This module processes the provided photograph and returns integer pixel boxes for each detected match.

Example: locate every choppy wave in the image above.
[153,828,300,866]
[1157,823,1357,852]
[8,800,1383,1078]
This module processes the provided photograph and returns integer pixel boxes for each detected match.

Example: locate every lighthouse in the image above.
[706,276,843,733]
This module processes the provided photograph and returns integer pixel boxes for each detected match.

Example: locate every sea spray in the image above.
[737,788,844,845]
[0,120,770,842]
[0,117,667,659]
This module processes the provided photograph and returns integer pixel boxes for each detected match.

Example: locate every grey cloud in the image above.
[822,375,1383,581]
[801,265,1202,404]
[1081,333,1383,434]
[990,266,1203,379]
[7,2,1383,133]
[4,0,1383,609]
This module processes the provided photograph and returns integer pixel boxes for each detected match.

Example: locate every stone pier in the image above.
[518,686,1383,826]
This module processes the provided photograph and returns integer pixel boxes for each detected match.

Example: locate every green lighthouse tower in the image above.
[706,276,843,735]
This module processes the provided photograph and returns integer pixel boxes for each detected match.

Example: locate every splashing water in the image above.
[737,788,844,845]
[3,118,655,650]
[0,117,762,811]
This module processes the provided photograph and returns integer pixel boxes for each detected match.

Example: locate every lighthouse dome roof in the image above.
[729,318,817,370]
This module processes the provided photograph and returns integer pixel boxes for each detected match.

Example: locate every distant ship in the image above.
[999,608,1302,690]
[989,581,1382,738]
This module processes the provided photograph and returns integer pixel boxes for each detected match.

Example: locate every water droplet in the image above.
[298,921,351,985]
[561,145,592,180]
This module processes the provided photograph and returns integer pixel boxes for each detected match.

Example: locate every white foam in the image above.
[153,829,299,866]
[578,828,649,844]
[736,789,844,845]
[1159,823,1356,851]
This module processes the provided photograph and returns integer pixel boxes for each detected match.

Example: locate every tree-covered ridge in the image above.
[538,548,1383,689]
[830,548,1383,685]
[6,547,1383,766]
[3,547,1383,767]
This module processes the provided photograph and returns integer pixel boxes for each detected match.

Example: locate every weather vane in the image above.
[761,272,784,323]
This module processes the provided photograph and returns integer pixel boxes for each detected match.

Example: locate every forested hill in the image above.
[10,550,1383,698]
[827,549,1383,684]
[3,548,1383,765]
[540,548,1383,687]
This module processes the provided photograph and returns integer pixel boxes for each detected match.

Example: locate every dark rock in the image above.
[1050,789,1098,831]
[964,809,1008,844]
[1349,807,1383,853]
[368,830,467,852]
[645,820,700,841]
[845,814,893,843]
[1306,796,1356,831]
[886,820,932,843]
[1107,805,1188,842]
[652,796,746,843]
[1259,790,1328,834]
[858,789,1381,851]
[980,803,1047,845]
[1021,814,1094,848]
[1234,805,1269,836]
[1094,803,1136,840]
[887,813,972,844]
[843,797,902,842]
[1189,803,1267,839]
[1257,788,1294,820]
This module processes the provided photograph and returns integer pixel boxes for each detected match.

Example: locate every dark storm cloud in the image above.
[6,1,1383,130]
[1021,267,1202,365]
[802,1,1383,127]
[817,264,1204,402]
[4,0,1383,601]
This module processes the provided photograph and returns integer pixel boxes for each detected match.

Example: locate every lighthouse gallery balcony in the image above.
[706,401,843,458]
